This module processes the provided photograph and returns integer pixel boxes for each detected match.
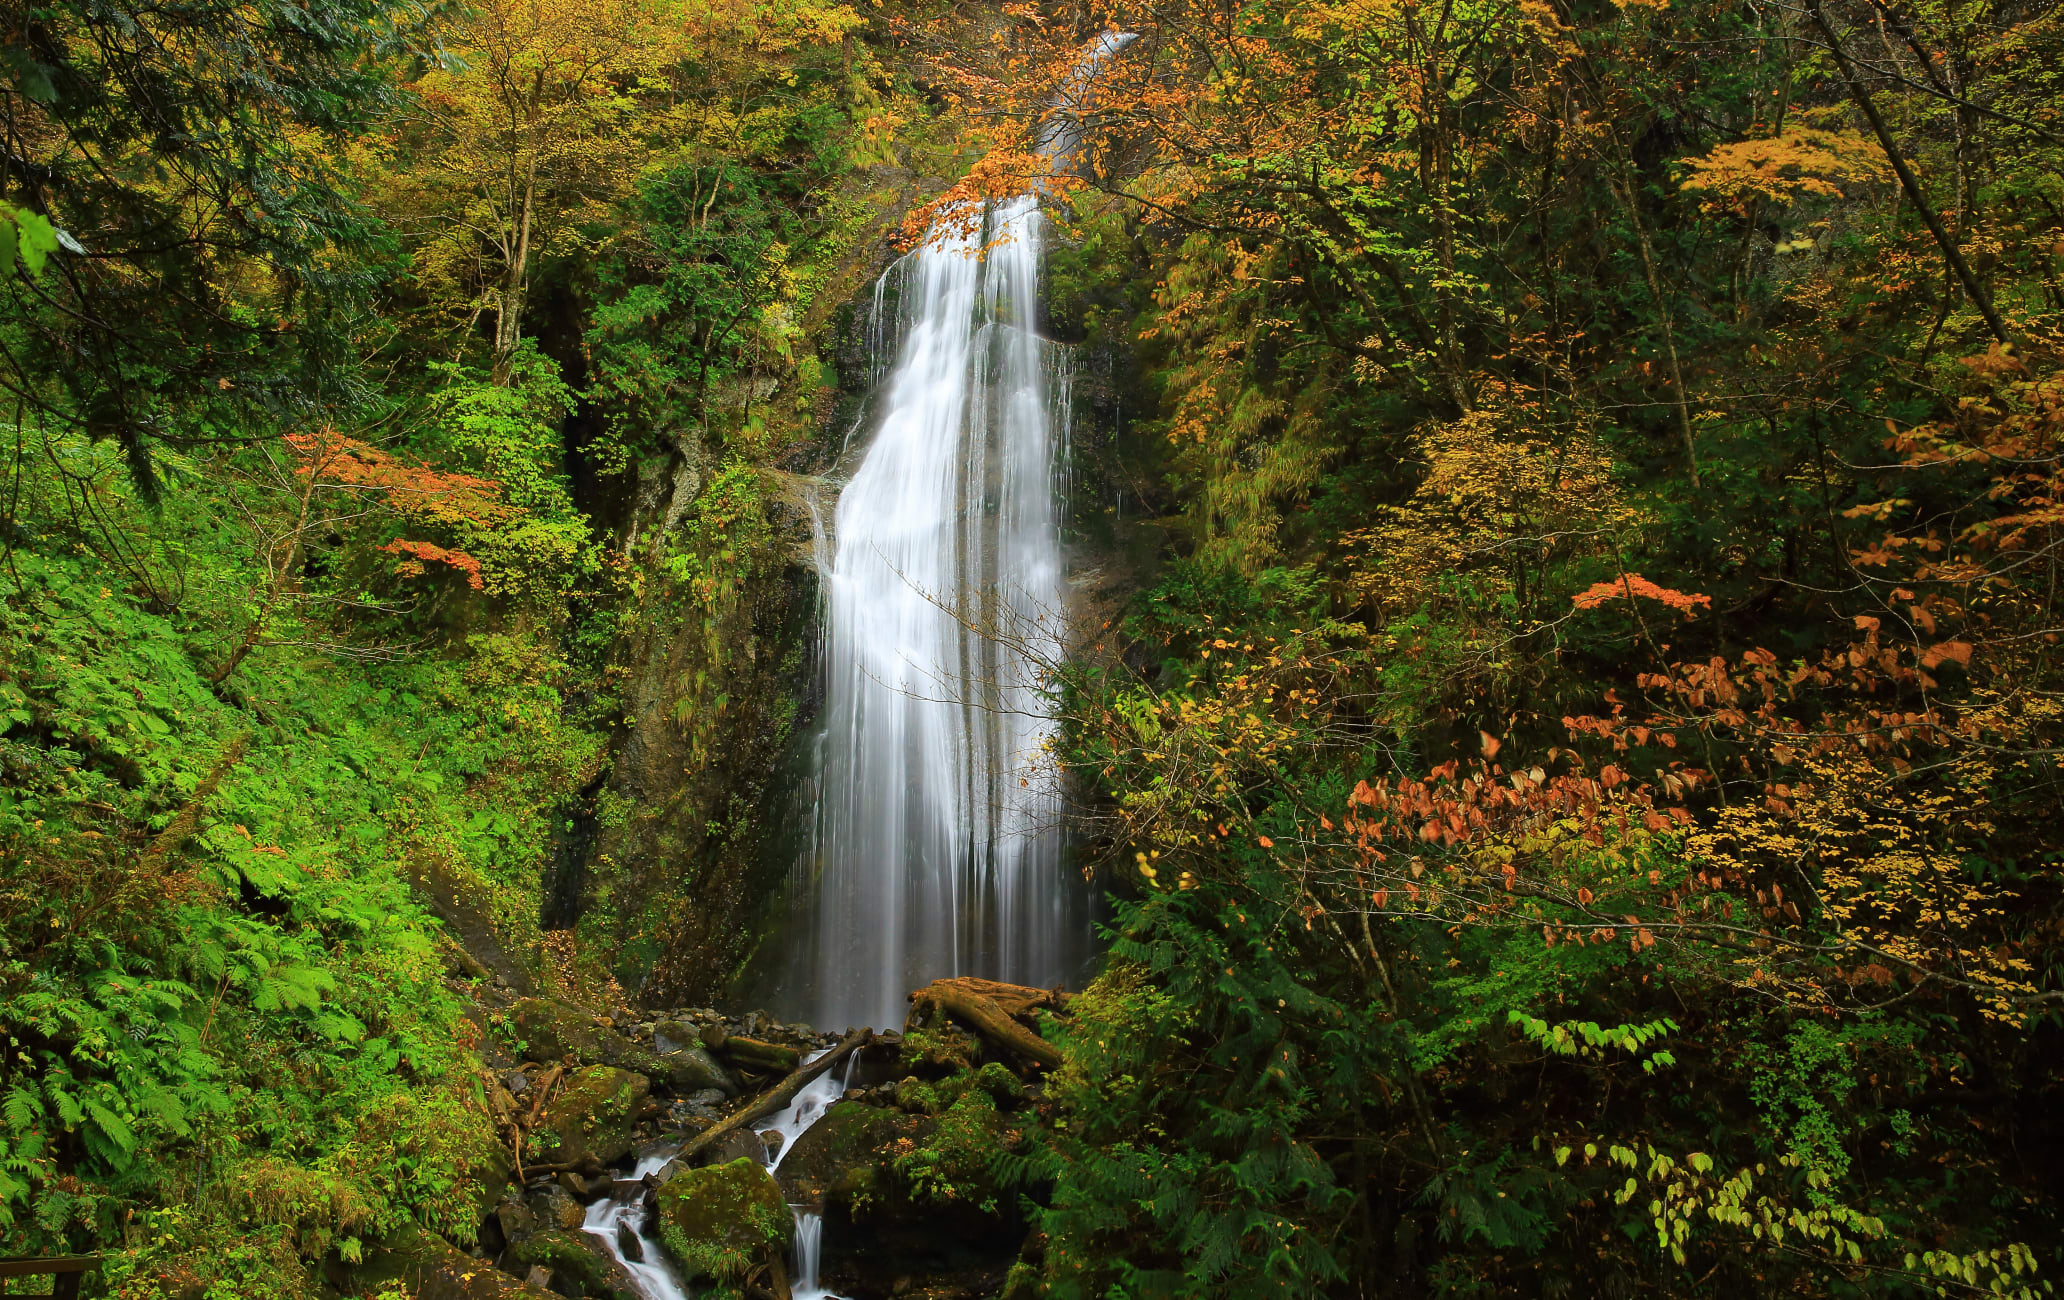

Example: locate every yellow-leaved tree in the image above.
[378,0,865,382]
[379,0,682,382]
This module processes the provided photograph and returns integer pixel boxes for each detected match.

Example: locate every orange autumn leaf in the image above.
[1572,573,1713,618]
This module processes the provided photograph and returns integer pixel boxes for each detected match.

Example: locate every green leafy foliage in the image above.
[0,423,603,1289]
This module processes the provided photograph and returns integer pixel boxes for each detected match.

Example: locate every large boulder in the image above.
[775,1100,929,1207]
[528,1066,650,1168]
[525,1182,587,1232]
[359,1225,557,1299]
[656,1156,792,1284]
[512,998,616,1063]
[702,1125,770,1169]
[503,1229,644,1300]
[654,1043,740,1097]
[795,1091,1026,1296]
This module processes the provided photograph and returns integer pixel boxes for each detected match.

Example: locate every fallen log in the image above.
[719,1035,802,1074]
[658,1027,872,1180]
[907,979,1064,1069]
[925,977,1072,1020]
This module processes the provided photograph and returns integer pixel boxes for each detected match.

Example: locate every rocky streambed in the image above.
[348,979,1068,1300]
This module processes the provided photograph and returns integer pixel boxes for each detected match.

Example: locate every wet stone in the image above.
[526,1183,585,1232]
[494,1195,537,1245]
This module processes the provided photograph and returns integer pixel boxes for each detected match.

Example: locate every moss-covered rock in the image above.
[898,1024,979,1074]
[894,1077,942,1115]
[655,1156,792,1283]
[528,1066,650,1168]
[503,1229,643,1300]
[891,1090,1016,1216]
[941,1061,1024,1107]
[776,1100,933,1208]
[358,1225,558,1299]
[512,997,612,1063]
[655,1043,739,1096]
[513,998,738,1096]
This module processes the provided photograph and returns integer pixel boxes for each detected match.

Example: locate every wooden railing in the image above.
[0,1256,100,1298]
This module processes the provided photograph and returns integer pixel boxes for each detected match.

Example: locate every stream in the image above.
[582,1049,859,1299]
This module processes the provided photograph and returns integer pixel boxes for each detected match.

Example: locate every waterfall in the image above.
[769,34,1135,1032]
[584,34,1137,1300]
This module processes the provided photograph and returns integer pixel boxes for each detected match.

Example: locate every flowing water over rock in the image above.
[765,32,1137,1034]
[586,35,1136,1300]
[581,1050,860,1299]
[581,1152,686,1298]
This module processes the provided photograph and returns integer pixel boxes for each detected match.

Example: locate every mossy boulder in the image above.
[655,1156,792,1283]
[528,1066,650,1168]
[776,1100,932,1207]
[512,998,615,1063]
[504,1229,643,1300]
[359,1225,557,1299]
[942,1061,1024,1106]
[655,1043,740,1096]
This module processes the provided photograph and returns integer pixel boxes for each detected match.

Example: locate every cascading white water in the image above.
[772,33,1135,1034]
[581,1152,688,1298]
[791,1208,835,1300]
[578,35,1135,1300]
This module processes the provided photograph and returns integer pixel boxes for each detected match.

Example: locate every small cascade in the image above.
[580,1152,689,1299]
[756,1047,855,1172]
[579,1050,861,1300]
[790,1208,836,1300]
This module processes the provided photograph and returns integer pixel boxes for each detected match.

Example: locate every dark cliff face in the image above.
[590,489,820,1007]
[548,163,944,1009]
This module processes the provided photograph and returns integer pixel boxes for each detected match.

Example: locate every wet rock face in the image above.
[775,1068,1040,1300]
[529,1066,651,1168]
[655,1156,793,1284]
[775,1099,928,1207]
[526,1182,586,1232]
[655,1042,740,1096]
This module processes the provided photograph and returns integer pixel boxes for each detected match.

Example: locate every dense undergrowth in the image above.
[916,1,2064,1298]
[0,0,938,1291]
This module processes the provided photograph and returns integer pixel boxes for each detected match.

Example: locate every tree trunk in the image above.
[212,445,322,685]
[493,154,538,385]
[1807,0,2009,345]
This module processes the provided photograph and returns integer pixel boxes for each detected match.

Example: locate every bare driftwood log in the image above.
[659,1027,872,1179]
[906,978,1066,1069]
